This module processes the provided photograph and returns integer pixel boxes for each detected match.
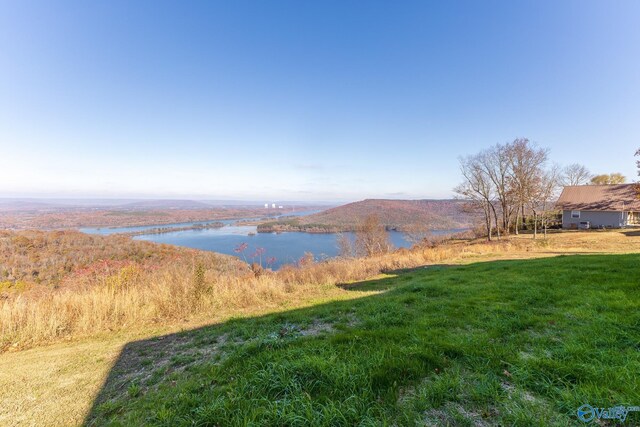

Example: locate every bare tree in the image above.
[561,163,591,186]
[336,233,355,258]
[590,173,626,185]
[354,215,392,257]
[505,138,549,234]
[478,144,516,235]
[528,165,561,239]
[635,149,640,199]
[402,223,433,246]
[455,155,496,240]
[456,138,560,239]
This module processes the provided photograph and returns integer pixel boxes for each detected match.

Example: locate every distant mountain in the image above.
[305,199,473,229]
[0,198,335,211]
[0,199,63,212]
[258,199,475,233]
[0,198,219,213]
[201,200,337,207]
[0,198,160,211]
[116,199,215,210]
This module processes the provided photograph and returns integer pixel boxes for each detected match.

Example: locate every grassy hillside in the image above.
[0,230,240,291]
[87,254,640,426]
[258,199,474,233]
[1,228,477,351]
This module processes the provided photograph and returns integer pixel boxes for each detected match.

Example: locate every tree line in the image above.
[454,138,632,240]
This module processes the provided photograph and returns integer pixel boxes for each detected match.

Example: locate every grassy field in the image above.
[2,230,640,426]
[83,254,640,426]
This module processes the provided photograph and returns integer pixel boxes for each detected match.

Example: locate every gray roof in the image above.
[556,184,640,211]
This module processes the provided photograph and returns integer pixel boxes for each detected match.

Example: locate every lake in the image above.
[80,213,466,269]
[78,209,322,236]
[134,227,417,269]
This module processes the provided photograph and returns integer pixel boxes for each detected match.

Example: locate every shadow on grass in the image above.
[83,254,640,425]
[84,325,223,423]
[335,264,458,292]
[83,271,407,426]
[622,229,640,237]
[82,257,572,424]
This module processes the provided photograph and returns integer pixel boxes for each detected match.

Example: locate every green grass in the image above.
[87,254,640,426]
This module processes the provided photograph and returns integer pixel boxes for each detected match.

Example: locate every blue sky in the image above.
[1,1,639,201]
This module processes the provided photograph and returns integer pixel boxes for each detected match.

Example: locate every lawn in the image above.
[86,254,640,426]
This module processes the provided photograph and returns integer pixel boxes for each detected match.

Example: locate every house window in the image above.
[571,210,580,218]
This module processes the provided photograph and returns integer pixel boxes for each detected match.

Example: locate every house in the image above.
[556,184,640,229]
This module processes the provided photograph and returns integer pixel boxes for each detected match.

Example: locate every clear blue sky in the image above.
[1,1,639,201]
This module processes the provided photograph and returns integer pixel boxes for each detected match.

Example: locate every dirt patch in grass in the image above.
[298,320,335,336]
[424,403,491,427]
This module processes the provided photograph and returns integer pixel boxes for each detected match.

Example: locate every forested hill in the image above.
[258,199,474,233]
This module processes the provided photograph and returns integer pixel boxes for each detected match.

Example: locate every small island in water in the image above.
[122,221,225,236]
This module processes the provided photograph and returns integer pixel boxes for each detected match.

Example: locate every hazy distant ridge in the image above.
[258,199,474,233]
[306,199,473,229]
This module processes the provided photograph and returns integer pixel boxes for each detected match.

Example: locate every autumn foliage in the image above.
[0,229,491,351]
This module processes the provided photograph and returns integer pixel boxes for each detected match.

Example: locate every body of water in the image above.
[133,227,416,269]
[79,209,322,236]
[80,212,465,269]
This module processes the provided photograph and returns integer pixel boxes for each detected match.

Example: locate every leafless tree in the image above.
[634,149,640,199]
[402,223,433,246]
[456,138,561,239]
[455,155,496,240]
[561,163,592,186]
[528,165,561,239]
[354,215,392,257]
[477,144,517,235]
[505,138,549,234]
[336,233,355,258]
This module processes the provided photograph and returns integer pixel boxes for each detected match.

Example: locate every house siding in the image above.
[562,210,628,228]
